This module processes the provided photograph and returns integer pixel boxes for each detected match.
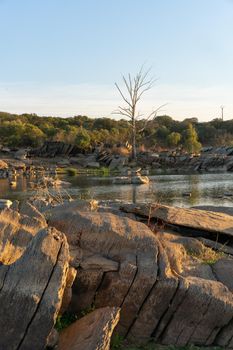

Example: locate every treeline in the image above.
[0,111,233,151]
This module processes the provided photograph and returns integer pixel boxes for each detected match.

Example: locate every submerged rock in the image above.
[113,175,149,185]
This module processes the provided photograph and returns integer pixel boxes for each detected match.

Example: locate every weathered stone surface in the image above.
[80,254,119,272]
[193,205,233,216]
[47,201,233,346]
[58,307,120,350]
[121,203,233,237]
[212,258,233,292]
[0,225,69,350]
[60,267,77,313]
[48,203,159,335]
[0,159,8,169]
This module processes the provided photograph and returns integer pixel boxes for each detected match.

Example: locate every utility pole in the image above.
[220,105,224,121]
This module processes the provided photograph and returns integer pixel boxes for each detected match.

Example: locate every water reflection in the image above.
[1,172,233,207]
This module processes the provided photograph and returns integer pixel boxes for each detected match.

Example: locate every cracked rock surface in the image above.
[0,206,69,350]
[48,201,233,347]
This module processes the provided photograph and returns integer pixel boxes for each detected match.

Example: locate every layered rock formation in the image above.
[47,201,233,348]
[0,205,69,350]
[1,199,233,349]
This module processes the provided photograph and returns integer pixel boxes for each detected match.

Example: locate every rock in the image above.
[192,205,233,216]
[46,328,59,349]
[131,175,149,184]
[60,267,77,314]
[212,258,233,292]
[0,159,8,169]
[113,175,149,185]
[47,204,159,335]
[14,149,28,160]
[47,201,233,347]
[0,199,12,209]
[80,255,119,271]
[86,161,100,168]
[121,203,233,238]
[0,224,70,350]
[109,157,127,170]
[197,236,233,256]
[57,159,71,167]
[113,176,132,184]
[58,307,120,350]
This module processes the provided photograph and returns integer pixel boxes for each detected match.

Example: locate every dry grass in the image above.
[186,245,224,265]
[110,146,130,156]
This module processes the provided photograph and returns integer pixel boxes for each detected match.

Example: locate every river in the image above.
[1,172,233,207]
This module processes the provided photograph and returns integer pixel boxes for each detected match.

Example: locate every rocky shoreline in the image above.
[1,194,233,349]
[2,143,233,179]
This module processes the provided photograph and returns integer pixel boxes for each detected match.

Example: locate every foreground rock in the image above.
[58,307,120,350]
[121,203,233,238]
[0,207,70,350]
[47,201,233,347]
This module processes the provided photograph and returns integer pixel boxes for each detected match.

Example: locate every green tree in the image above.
[182,123,202,153]
[75,128,91,150]
[167,132,181,147]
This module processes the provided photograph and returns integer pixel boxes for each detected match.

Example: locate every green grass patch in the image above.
[55,312,78,332]
[186,247,224,266]
[66,167,78,176]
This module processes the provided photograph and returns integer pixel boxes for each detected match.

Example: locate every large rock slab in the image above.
[58,307,120,350]
[121,203,233,237]
[0,208,70,350]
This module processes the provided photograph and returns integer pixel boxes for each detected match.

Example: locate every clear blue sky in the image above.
[0,0,233,120]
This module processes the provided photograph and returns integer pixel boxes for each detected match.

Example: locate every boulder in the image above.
[86,161,100,168]
[58,307,120,350]
[0,206,70,350]
[47,201,233,347]
[0,199,12,210]
[113,175,149,185]
[109,157,127,170]
[121,203,233,238]
[0,159,8,169]
[131,175,149,184]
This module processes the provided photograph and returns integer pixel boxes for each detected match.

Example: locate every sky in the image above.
[0,0,233,121]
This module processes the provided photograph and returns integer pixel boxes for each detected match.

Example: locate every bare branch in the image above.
[138,104,168,133]
[115,83,133,108]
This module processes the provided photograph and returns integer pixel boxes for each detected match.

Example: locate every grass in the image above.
[55,304,95,332]
[186,246,224,266]
[55,312,78,332]
[66,167,78,176]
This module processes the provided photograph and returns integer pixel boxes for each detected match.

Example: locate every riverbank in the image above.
[1,195,233,349]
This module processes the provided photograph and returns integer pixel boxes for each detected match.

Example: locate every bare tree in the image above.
[114,67,165,160]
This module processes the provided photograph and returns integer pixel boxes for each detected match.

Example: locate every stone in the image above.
[121,203,233,238]
[60,267,77,314]
[0,199,12,209]
[46,201,233,346]
[80,255,119,271]
[212,258,233,292]
[0,226,69,350]
[0,159,8,169]
[87,161,100,168]
[58,307,120,350]
[46,328,59,349]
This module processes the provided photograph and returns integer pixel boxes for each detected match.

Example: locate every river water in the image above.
[1,172,233,207]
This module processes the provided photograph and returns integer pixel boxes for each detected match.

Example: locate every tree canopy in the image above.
[1,111,233,153]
